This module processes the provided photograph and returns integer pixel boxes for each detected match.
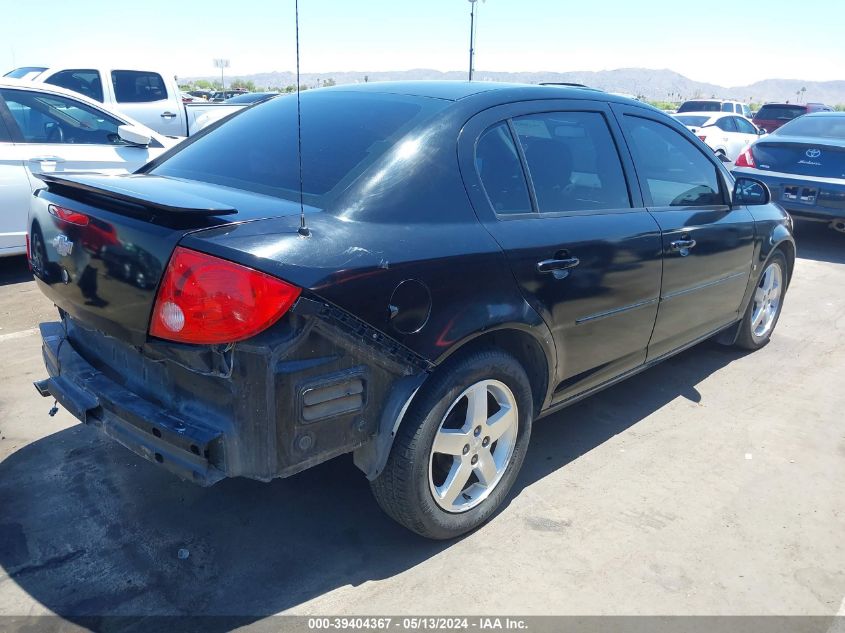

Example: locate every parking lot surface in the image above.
[0,221,843,623]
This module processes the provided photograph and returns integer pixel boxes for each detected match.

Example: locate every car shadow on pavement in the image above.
[0,255,32,287]
[0,340,747,630]
[792,220,845,265]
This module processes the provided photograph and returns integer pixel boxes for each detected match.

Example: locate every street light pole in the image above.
[213,58,230,92]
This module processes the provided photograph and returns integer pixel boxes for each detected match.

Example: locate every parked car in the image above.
[678,99,753,119]
[191,92,281,132]
[752,102,833,133]
[209,89,248,102]
[4,66,243,137]
[734,111,845,232]
[0,78,179,257]
[674,112,765,160]
[29,82,794,539]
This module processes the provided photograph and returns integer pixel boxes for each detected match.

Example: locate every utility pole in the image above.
[468,0,478,81]
[213,58,230,91]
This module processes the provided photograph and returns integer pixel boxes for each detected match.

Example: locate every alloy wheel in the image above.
[751,261,783,339]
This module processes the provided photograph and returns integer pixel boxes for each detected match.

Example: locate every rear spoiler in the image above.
[37,173,238,217]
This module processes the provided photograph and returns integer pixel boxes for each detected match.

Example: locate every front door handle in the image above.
[161,111,177,119]
[669,239,697,255]
[537,257,580,274]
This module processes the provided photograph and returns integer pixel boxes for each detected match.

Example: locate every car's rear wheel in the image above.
[371,348,532,539]
[735,251,787,350]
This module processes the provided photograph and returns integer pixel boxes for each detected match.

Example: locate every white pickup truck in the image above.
[4,66,243,137]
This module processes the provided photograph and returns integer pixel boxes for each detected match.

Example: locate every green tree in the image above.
[194,79,213,90]
[230,79,257,91]
[322,78,336,87]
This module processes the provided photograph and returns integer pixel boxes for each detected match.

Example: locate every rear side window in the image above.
[512,112,630,212]
[622,115,723,207]
[152,92,447,204]
[44,69,104,102]
[112,70,167,103]
[721,103,733,112]
[475,123,532,215]
[734,104,742,114]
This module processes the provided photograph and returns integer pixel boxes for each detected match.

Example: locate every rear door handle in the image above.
[161,111,177,119]
[29,156,65,163]
[669,239,697,253]
[537,257,580,273]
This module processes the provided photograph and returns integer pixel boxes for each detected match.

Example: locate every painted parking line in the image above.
[0,327,38,343]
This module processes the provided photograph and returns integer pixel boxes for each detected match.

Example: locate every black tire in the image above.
[735,250,788,350]
[371,348,533,539]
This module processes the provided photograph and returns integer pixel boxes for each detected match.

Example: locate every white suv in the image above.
[678,99,753,119]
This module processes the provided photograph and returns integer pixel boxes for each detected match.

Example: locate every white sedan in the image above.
[0,79,180,257]
[674,112,765,161]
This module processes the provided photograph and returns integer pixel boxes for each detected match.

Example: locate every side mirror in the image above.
[733,177,771,206]
[717,152,732,163]
[117,124,152,147]
[757,128,767,135]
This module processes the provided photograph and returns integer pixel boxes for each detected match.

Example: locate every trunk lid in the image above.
[30,173,310,345]
[751,138,845,179]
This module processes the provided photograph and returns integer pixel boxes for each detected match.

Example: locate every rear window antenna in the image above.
[295,0,310,237]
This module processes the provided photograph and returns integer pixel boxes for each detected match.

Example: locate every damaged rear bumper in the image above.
[34,298,430,485]
[36,322,226,485]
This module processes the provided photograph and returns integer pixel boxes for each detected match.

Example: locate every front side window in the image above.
[475,123,532,215]
[112,70,167,103]
[44,69,104,102]
[735,117,757,135]
[622,115,724,207]
[0,88,126,145]
[716,117,738,132]
[511,111,630,213]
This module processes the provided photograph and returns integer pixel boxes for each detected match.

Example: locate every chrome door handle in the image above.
[161,111,177,119]
[29,156,65,163]
[537,257,580,273]
[670,239,697,253]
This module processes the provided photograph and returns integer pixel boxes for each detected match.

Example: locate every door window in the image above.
[44,69,104,102]
[622,115,724,207]
[0,88,127,145]
[112,70,167,103]
[716,117,738,132]
[512,112,630,212]
[474,122,532,215]
[721,103,733,112]
[735,117,757,134]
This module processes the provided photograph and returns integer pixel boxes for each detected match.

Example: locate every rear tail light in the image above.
[150,247,301,344]
[697,135,708,142]
[735,147,756,168]
[48,204,89,226]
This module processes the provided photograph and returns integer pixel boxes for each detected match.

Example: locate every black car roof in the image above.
[321,80,638,105]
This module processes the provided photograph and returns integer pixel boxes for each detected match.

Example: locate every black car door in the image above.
[459,100,663,405]
[612,105,756,360]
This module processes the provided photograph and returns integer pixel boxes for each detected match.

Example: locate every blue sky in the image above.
[3,0,843,86]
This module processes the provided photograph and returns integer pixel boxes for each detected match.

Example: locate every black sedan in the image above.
[733,111,845,233]
[29,82,794,539]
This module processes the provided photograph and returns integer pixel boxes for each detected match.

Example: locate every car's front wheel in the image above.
[371,349,533,539]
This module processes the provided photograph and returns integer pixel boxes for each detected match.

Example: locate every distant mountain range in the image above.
[184,67,845,105]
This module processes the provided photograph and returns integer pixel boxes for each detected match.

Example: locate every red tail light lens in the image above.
[735,147,756,168]
[150,247,301,344]
[48,204,89,226]
[697,135,707,142]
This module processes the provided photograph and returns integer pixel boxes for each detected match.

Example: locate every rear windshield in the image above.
[773,116,845,140]
[678,101,721,113]
[4,66,47,80]
[151,91,447,204]
[756,105,806,120]
[675,115,711,127]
